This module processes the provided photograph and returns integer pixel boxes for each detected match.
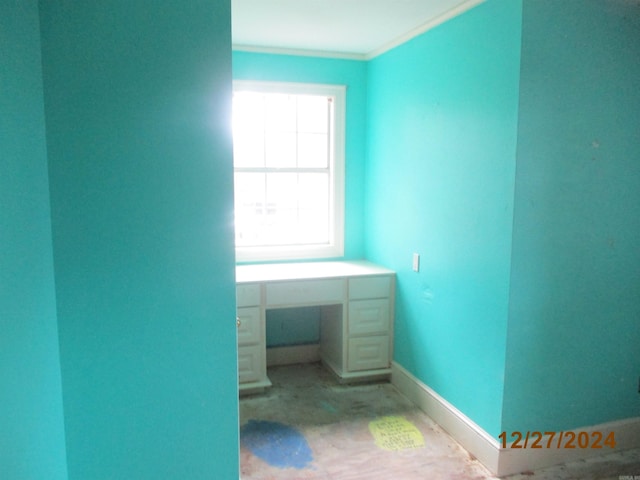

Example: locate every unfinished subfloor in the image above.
[239,363,640,480]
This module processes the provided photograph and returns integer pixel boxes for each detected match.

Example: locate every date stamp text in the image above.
[499,431,616,449]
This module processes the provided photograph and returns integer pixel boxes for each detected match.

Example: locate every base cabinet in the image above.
[344,277,392,374]
[347,335,390,371]
[236,261,395,393]
[236,285,270,394]
[238,345,262,384]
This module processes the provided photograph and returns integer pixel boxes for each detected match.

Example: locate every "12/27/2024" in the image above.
[499,431,616,449]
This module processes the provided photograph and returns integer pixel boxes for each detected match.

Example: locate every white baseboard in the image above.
[391,361,640,477]
[267,344,320,367]
[391,362,501,473]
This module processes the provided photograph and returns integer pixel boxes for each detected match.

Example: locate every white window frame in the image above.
[232,80,345,262]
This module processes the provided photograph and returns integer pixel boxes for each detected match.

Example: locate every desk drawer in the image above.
[237,307,260,346]
[349,276,391,300]
[266,279,345,306]
[348,299,390,335]
[347,335,390,371]
[237,284,260,307]
[238,345,262,383]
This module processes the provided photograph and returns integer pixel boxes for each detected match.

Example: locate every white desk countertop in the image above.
[235,260,395,284]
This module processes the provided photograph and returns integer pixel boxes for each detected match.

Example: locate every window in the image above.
[232,81,345,262]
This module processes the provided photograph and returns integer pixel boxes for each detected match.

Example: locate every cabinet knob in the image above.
[236,316,241,328]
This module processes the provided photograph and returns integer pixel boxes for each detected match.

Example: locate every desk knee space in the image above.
[236,261,395,394]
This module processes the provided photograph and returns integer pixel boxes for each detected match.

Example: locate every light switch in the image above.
[412,253,420,272]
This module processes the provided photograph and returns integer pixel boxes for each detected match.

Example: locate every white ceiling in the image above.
[232,0,484,59]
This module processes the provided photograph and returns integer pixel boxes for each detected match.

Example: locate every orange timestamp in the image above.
[499,431,616,449]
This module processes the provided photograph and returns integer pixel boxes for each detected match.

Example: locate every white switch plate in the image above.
[412,253,420,272]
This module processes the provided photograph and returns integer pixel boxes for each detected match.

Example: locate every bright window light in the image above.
[232,81,345,262]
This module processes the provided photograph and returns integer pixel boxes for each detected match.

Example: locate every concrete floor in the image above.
[239,363,640,480]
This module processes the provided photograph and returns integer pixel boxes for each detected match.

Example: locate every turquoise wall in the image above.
[39,2,239,479]
[266,307,320,347]
[0,2,68,478]
[503,0,640,434]
[365,0,522,437]
[233,51,368,261]
[231,0,639,444]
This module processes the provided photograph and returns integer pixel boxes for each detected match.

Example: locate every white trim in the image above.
[391,361,640,477]
[239,378,272,396]
[233,44,366,61]
[233,80,345,97]
[391,361,500,473]
[366,0,486,60]
[266,344,320,367]
[232,81,346,263]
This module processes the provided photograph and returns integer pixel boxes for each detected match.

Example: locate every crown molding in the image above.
[365,0,485,59]
[232,44,366,61]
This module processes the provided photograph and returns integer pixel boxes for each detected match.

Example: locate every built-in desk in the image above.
[236,261,395,394]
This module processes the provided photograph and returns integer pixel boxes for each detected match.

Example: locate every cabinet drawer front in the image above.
[347,336,390,372]
[237,284,260,307]
[238,345,262,383]
[237,306,260,346]
[349,276,391,300]
[348,299,390,335]
[266,279,345,306]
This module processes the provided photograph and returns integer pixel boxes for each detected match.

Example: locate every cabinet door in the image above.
[347,336,390,371]
[266,279,345,306]
[238,345,262,383]
[348,299,390,335]
[237,284,260,307]
[349,276,391,300]
[237,306,260,346]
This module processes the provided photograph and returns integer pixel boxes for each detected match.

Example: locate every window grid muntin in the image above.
[232,81,345,261]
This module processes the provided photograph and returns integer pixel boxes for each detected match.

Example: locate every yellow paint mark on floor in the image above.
[369,416,425,451]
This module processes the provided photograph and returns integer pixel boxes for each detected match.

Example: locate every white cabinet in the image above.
[236,284,270,394]
[349,276,391,300]
[347,336,390,371]
[345,276,392,375]
[237,306,260,345]
[348,299,390,336]
[238,345,262,384]
[236,261,395,392]
[319,272,394,382]
[266,279,345,306]
[237,284,260,308]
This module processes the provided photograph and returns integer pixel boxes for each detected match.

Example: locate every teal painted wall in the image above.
[233,51,368,261]
[503,0,640,434]
[266,307,320,347]
[39,2,239,479]
[365,0,522,438]
[0,2,68,478]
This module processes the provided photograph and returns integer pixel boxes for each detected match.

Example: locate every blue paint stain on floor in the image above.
[241,420,313,469]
